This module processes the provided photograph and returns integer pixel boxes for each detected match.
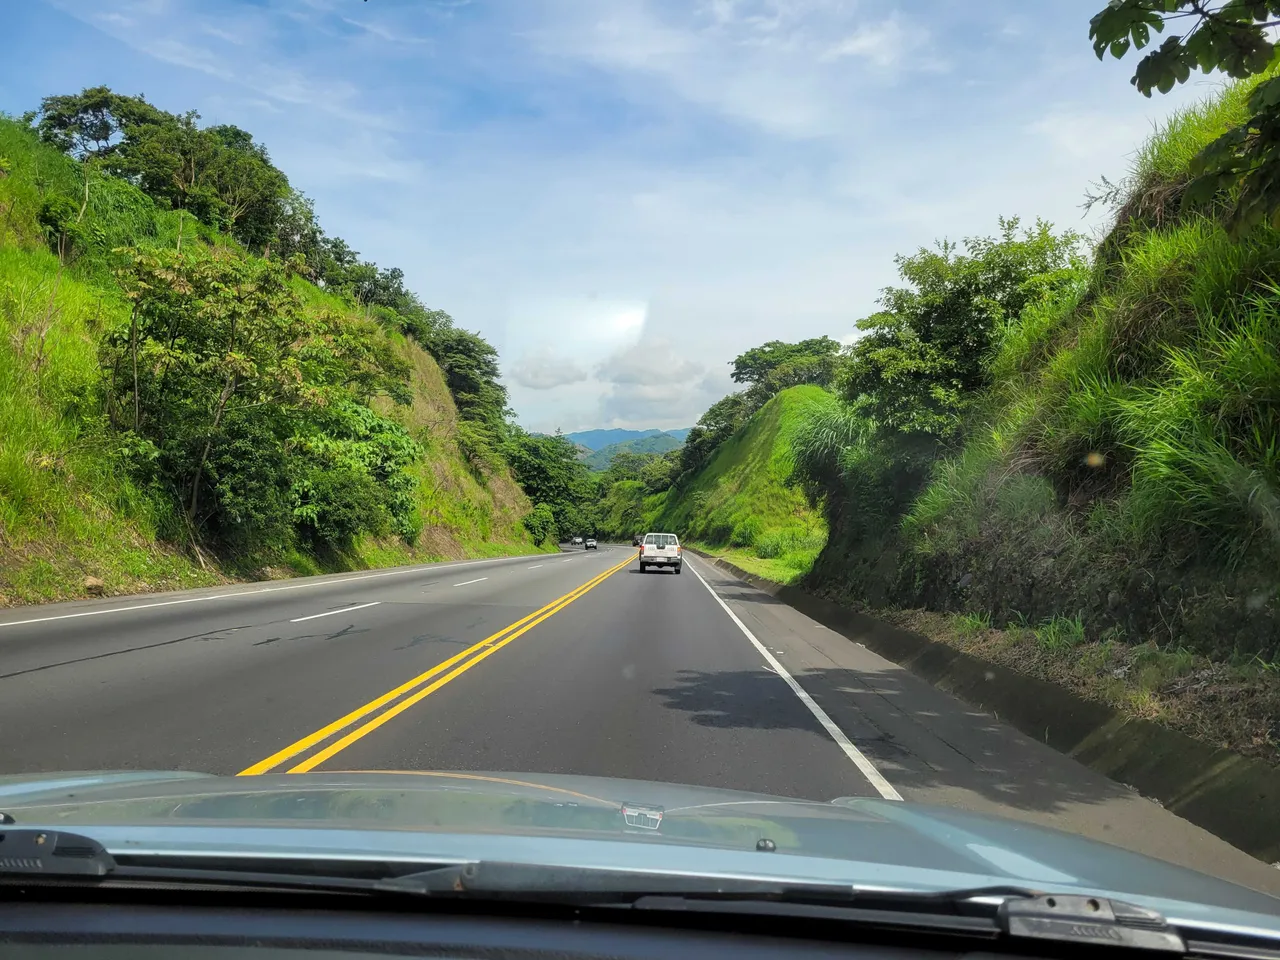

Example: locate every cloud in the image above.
[822,18,912,68]
[593,339,721,426]
[508,349,590,390]
[595,338,703,386]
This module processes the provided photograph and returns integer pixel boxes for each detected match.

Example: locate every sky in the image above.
[1,0,1213,433]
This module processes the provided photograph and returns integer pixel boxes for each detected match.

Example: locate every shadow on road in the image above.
[652,664,1141,817]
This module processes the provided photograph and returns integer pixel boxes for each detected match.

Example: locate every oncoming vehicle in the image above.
[639,532,681,573]
[585,538,597,550]
[570,536,583,545]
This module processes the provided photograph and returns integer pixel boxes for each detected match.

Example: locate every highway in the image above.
[2,544,1278,895]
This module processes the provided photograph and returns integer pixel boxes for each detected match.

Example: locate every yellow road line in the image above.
[238,554,633,776]
[288,556,632,772]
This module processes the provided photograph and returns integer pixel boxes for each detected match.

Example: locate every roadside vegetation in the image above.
[655,71,1280,765]
[0,88,586,602]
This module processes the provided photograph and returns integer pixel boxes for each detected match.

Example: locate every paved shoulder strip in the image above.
[686,560,903,801]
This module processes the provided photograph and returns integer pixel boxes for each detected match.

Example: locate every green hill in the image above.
[0,112,543,604]
[582,432,682,470]
[593,386,829,582]
[656,386,829,582]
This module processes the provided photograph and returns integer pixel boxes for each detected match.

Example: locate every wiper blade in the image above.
[374,861,809,898]
[0,833,1233,956]
[0,829,113,878]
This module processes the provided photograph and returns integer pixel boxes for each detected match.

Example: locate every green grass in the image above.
[1130,77,1260,188]
[1034,614,1086,652]
[657,386,831,583]
[0,115,545,604]
[953,611,992,637]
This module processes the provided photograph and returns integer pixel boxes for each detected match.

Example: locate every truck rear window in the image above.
[644,534,678,547]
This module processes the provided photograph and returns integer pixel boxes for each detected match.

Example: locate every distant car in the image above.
[585,538,597,550]
[632,534,643,546]
[571,536,583,545]
[639,532,681,574]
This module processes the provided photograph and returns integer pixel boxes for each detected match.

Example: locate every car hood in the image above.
[2,769,1278,929]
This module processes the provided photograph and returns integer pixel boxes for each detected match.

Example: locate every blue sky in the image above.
[2,0,1209,431]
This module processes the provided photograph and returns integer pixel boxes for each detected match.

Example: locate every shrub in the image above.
[729,516,762,548]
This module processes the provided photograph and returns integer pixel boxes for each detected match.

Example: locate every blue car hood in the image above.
[1,769,1278,933]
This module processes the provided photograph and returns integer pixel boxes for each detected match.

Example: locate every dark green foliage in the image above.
[34,86,166,160]
[522,502,557,545]
[424,324,509,429]
[730,336,840,386]
[840,218,1081,440]
[1090,1,1280,233]
[35,87,289,251]
[502,427,598,538]
[101,248,415,554]
[677,392,750,480]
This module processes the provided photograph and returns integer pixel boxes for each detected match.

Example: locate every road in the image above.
[2,545,1278,895]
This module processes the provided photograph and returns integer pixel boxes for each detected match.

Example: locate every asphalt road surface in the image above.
[2,545,1278,895]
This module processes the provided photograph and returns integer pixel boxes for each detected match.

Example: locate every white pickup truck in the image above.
[638,533,682,574]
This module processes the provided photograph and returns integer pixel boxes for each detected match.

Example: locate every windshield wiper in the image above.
[0,831,1266,957]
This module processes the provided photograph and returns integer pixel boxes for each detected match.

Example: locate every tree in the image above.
[103,248,412,550]
[272,189,325,268]
[120,112,222,226]
[730,336,840,385]
[34,86,164,160]
[502,428,597,539]
[204,125,289,249]
[426,325,509,428]
[1090,1,1280,232]
[841,218,1080,439]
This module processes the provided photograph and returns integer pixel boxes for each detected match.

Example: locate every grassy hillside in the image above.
[657,386,829,583]
[0,114,542,603]
[582,432,682,470]
[840,79,1280,661]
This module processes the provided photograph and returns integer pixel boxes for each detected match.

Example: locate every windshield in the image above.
[2,0,1279,922]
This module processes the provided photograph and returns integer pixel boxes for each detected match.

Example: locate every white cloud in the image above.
[508,349,590,390]
[596,338,702,386]
[823,18,911,68]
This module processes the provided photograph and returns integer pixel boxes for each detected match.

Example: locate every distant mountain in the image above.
[583,433,682,471]
[563,428,663,451]
[564,427,693,451]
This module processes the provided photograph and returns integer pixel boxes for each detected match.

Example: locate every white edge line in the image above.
[0,555,535,629]
[562,558,574,563]
[527,565,544,569]
[452,577,488,587]
[686,559,902,802]
[289,601,381,623]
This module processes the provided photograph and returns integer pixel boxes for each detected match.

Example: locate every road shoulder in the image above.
[685,554,1280,897]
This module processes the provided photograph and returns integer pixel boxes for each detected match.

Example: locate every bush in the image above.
[522,502,556,545]
[293,465,388,549]
[729,516,762,547]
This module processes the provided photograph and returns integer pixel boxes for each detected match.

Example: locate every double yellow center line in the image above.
[238,553,634,776]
